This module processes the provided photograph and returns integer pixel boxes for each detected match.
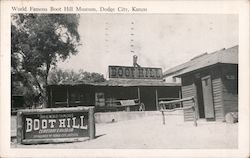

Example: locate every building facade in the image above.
[47,79,181,112]
[164,46,238,121]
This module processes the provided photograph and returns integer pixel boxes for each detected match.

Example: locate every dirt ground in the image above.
[11,114,238,149]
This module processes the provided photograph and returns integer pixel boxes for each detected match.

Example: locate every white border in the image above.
[0,0,249,157]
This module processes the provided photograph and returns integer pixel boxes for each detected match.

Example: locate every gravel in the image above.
[11,114,238,149]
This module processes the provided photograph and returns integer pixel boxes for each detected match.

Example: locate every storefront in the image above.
[47,79,181,112]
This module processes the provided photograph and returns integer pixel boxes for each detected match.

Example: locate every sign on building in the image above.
[16,106,95,144]
[109,66,163,79]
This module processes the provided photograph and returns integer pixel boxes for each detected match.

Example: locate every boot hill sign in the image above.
[109,66,163,80]
[16,106,95,144]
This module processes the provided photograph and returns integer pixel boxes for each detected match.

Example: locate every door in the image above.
[195,79,205,118]
[201,75,215,119]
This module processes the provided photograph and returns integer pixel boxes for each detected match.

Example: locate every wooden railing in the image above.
[95,99,141,112]
[159,97,197,127]
[158,97,182,109]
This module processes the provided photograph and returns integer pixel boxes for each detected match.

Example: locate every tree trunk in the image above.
[43,79,49,108]
[32,74,47,108]
[43,62,51,108]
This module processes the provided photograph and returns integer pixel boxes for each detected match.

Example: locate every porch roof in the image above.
[48,79,180,87]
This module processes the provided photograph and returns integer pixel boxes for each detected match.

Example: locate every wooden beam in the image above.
[159,97,194,105]
[193,83,200,119]
[17,106,95,114]
[137,87,141,104]
[158,97,180,101]
[155,89,159,110]
[179,88,182,107]
[192,106,198,127]
[162,111,165,125]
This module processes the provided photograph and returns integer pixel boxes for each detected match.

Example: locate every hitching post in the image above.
[192,98,198,127]
[162,111,166,125]
[160,103,165,125]
[88,107,95,139]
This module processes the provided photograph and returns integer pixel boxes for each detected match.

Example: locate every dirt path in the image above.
[11,115,237,149]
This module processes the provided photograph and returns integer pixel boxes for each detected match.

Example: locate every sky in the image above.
[57,14,238,79]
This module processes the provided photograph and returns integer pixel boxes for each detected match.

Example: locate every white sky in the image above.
[57,14,238,78]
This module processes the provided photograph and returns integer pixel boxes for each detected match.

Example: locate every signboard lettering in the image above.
[17,107,95,144]
[109,66,162,79]
[24,112,88,139]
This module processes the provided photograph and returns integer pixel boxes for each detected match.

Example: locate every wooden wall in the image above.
[211,68,224,121]
[181,64,238,121]
[181,76,197,121]
[181,64,233,121]
[222,64,238,115]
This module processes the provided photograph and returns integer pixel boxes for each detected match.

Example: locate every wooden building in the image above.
[164,46,238,121]
[47,79,180,111]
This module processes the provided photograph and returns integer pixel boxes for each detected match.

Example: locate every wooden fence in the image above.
[159,97,197,127]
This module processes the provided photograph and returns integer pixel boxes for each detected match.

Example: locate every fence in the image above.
[159,97,197,127]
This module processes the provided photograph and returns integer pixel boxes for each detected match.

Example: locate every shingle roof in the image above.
[49,79,180,87]
[163,45,238,77]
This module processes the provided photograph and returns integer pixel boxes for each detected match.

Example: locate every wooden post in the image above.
[160,97,197,126]
[137,87,141,104]
[16,111,23,144]
[88,107,95,139]
[162,111,165,125]
[179,88,182,108]
[193,83,200,119]
[155,89,159,110]
[192,98,198,127]
[67,86,69,107]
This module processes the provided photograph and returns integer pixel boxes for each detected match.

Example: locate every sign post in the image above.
[16,106,95,144]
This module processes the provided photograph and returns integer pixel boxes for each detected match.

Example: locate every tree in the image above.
[48,69,106,85]
[11,14,80,107]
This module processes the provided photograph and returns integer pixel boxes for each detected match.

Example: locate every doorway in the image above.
[140,87,156,111]
[195,79,205,118]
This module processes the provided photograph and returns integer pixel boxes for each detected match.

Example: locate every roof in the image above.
[101,79,180,87]
[163,45,238,77]
[48,79,180,87]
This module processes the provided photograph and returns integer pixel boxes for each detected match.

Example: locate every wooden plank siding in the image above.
[181,65,225,121]
[181,80,196,121]
[179,64,237,122]
[211,77,224,121]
